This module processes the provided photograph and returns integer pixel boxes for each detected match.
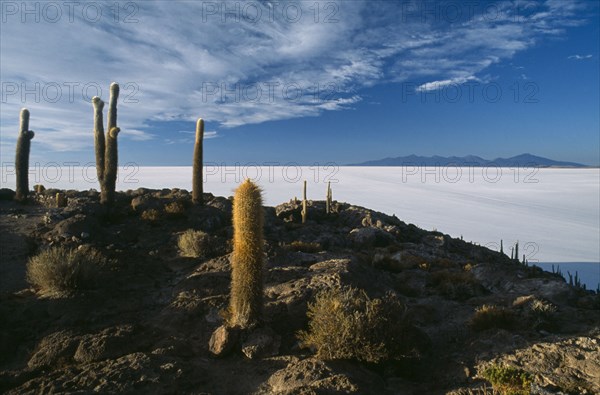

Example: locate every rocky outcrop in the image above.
[0,188,598,395]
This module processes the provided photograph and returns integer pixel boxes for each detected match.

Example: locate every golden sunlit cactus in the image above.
[192,118,204,205]
[229,179,264,329]
[15,108,35,201]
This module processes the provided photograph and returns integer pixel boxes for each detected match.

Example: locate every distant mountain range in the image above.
[348,154,591,167]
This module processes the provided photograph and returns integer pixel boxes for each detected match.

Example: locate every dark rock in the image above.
[241,327,281,359]
[130,194,161,212]
[0,189,15,200]
[348,227,394,248]
[74,325,136,363]
[28,331,81,369]
[266,358,386,394]
[52,214,98,240]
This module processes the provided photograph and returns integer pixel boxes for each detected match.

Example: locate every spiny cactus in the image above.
[192,118,204,205]
[229,179,264,328]
[92,83,121,206]
[514,241,519,262]
[15,108,35,201]
[301,180,307,223]
[500,239,504,255]
[103,127,120,205]
[56,192,67,208]
[93,96,105,183]
[326,181,332,214]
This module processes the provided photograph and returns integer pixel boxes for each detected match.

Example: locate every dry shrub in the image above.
[141,208,161,222]
[164,201,187,218]
[26,246,107,294]
[178,229,212,258]
[513,295,557,330]
[430,270,484,301]
[470,305,516,331]
[297,286,409,363]
[284,241,322,253]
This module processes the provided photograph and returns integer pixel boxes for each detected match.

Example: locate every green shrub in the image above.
[26,246,107,294]
[178,229,212,258]
[480,364,532,395]
[297,286,408,363]
[470,305,516,331]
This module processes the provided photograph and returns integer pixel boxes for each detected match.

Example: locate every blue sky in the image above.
[1,0,599,166]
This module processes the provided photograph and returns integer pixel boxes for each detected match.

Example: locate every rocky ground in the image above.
[0,187,598,394]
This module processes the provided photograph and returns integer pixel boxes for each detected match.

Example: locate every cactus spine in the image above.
[325,181,332,214]
[229,180,264,329]
[93,83,120,205]
[192,118,204,205]
[15,108,35,201]
[301,180,307,223]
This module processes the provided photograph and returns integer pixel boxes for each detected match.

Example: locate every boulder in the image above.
[209,325,240,357]
[241,327,280,359]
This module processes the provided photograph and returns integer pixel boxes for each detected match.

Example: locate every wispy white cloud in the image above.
[177,130,219,139]
[568,54,593,60]
[0,0,592,158]
[417,76,479,92]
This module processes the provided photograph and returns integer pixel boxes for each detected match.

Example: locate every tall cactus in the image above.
[15,108,35,201]
[326,181,332,214]
[92,97,105,182]
[192,118,204,205]
[301,180,307,223]
[229,179,264,328]
[93,82,121,205]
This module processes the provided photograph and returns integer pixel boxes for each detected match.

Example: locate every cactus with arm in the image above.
[92,83,121,206]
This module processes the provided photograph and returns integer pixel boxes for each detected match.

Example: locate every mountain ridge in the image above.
[348,153,591,167]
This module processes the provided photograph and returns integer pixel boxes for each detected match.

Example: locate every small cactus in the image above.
[56,192,67,208]
[92,83,121,206]
[229,179,264,329]
[15,108,35,201]
[500,239,504,255]
[192,118,204,205]
[514,241,519,262]
[326,181,332,214]
[301,180,307,223]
